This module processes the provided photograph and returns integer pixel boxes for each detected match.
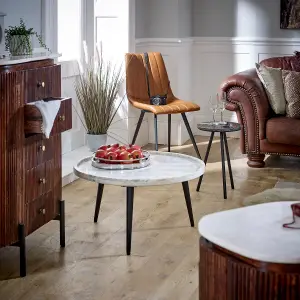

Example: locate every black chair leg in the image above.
[18,224,26,277]
[196,132,215,191]
[59,200,65,247]
[94,183,104,223]
[223,132,234,189]
[168,114,171,152]
[132,111,145,145]
[220,133,227,199]
[181,113,201,159]
[182,181,195,227]
[154,114,158,151]
[126,187,134,255]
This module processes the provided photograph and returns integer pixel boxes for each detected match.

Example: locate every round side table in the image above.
[74,151,205,255]
[198,201,300,300]
[196,122,241,199]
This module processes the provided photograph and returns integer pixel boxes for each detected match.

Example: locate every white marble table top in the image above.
[198,201,300,264]
[74,151,205,187]
[0,53,61,66]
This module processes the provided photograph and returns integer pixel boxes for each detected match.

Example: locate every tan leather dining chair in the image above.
[125,52,201,159]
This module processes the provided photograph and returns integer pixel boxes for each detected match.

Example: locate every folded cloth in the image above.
[28,100,61,138]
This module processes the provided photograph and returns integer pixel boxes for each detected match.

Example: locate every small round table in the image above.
[196,122,241,199]
[198,201,300,300]
[74,151,205,255]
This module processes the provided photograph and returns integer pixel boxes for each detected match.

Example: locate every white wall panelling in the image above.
[136,37,300,140]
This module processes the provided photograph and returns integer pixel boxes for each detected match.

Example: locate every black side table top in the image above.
[197,122,241,133]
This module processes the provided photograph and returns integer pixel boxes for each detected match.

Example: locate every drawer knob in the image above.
[39,145,46,152]
[39,208,46,215]
[59,115,65,121]
[37,81,45,88]
[39,178,46,184]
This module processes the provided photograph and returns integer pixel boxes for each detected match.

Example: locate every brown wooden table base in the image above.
[199,237,300,300]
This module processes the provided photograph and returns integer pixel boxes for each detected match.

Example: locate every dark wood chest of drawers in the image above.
[0,59,72,276]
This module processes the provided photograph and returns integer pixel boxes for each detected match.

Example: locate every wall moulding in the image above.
[136,36,300,143]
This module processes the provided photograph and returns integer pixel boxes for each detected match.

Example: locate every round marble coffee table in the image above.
[198,201,300,300]
[74,151,205,255]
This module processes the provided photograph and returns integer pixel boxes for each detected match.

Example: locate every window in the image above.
[57,0,81,62]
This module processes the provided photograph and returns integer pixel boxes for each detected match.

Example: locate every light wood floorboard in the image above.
[1,136,300,300]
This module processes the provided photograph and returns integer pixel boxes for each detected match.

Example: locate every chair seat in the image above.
[266,117,300,146]
[129,97,200,115]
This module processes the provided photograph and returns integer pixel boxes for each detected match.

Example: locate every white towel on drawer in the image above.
[28,100,61,138]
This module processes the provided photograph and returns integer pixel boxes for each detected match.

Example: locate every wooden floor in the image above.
[1,136,300,300]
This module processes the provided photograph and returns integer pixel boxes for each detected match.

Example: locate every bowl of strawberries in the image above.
[91,143,150,170]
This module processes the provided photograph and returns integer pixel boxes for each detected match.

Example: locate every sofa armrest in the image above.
[221,68,271,153]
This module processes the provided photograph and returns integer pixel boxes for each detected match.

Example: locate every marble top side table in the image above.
[74,151,205,255]
[196,122,241,199]
[198,201,300,300]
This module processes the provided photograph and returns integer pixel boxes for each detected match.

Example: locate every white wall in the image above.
[135,0,300,144]
[178,0,192,37]
[0,0,42,47]
[135,0,192,38]
[192,0,300,38]
[135,0,149,39]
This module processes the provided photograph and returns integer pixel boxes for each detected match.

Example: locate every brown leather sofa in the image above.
[221,54,300,168]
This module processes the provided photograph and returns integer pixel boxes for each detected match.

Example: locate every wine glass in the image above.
[217,92,227,125]
[209,95,219,125]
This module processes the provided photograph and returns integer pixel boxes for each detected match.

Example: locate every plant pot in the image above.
[9,34,32,56]
[86,133,107,152]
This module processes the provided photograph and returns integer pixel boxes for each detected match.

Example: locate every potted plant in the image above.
[5,18,50,56]
[75,48,125,151]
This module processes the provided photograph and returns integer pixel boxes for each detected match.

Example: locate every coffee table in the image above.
[196,122,241,199]
[74,151,205,255]
[198,201,300,300]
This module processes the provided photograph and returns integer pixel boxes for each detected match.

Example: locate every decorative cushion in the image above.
[255,63,286,115]
[282,70,300,118]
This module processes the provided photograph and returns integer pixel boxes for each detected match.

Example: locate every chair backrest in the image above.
[125,52,173,103]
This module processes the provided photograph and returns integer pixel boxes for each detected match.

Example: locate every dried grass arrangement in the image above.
[74,44,125,135]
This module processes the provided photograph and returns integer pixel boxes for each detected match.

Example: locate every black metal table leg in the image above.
[94,183,104,223]
[59,200,65,247]
[126,187,134,255]
[196,132,215,191]
[168,114,171,152]
[182,181,194,227]
[18,224,26,277]
[223,132,234,189]
[220,132,227,199]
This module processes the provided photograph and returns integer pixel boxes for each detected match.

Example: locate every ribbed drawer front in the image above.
[25,138,54,170]
[25,191,56,235]
[25,160,54,204]
[24,97,72,135]
[25,65,61,102]
[53,98,72,134]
